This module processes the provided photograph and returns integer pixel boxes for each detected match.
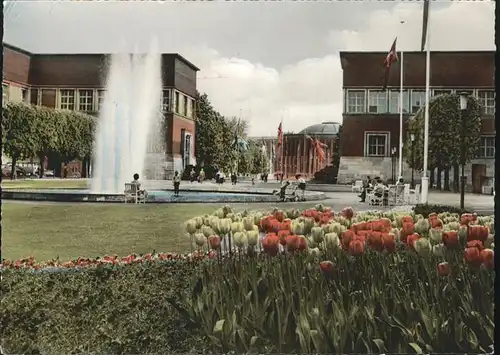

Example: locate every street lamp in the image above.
[458,92,469,210]
[410,133,415,188]
[391,146,397,183]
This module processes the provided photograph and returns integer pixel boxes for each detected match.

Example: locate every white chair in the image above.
[367,189,383,206]
[124,183,146,204]
[411,184,421,204]
[403,184,411,204]
[387,185,398,206]
[352,180,363,193]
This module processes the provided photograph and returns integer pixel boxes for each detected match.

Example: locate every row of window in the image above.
[57,89,196,118]
[346,89,495,115]
[365,133,495,159]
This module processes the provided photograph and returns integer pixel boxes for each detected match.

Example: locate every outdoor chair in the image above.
[124,183,146,204]
[352,180,363,193]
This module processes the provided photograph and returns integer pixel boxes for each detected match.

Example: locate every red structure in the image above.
[2,43,199,178]
[275,122,340,179]
[338,50,495,193]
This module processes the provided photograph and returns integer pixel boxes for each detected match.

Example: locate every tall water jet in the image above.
[90,40,162,194]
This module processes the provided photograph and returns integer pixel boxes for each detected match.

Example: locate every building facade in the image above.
[337,50,495,192]
[2,43,199,177]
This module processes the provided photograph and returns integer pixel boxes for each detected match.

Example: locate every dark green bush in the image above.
[413,204,471,217]
[0,261,206,354]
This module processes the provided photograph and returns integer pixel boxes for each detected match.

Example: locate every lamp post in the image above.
[458,92,469,210]
[391,146,397,183]
[410,133,415,188]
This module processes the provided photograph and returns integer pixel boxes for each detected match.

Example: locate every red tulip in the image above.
[319,260,334,276]
[285,234,299,251]
[481,248,494,269]
[464,246,482,266]
[341,207,354,220]
[296,236,308,251]
[466,240,484,250]
[208,235,221,250]
[442,231,459,248]
[406,233,420,250]
[278,230,290,246]
[381,233,396,252]
[348,238,365,256]
[437,262,451,277]
[368,231,383,251]
[262,233,280,256]
[341,230,355,249]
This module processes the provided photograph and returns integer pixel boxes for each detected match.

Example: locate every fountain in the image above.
[90,41,163,194]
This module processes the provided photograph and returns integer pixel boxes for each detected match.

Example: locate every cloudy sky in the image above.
[4,0,495,136]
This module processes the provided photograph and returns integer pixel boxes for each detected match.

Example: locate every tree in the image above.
[32,106,65,177]
[404,94,481,189]
[2,103,39,178]
[194,94,227,169]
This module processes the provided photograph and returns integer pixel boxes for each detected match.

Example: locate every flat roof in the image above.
[3,42,200,71]
[340,50,495,56]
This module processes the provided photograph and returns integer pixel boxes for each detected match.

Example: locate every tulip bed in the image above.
[1,205,495,354]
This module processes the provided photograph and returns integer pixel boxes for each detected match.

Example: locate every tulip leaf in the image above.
[213,319,225,334]
[372,338,386,353]
[250,335,260,347]
[409,342,423,354]
[465,327,479,350]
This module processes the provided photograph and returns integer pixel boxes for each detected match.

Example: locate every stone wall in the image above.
[337,157,413,183]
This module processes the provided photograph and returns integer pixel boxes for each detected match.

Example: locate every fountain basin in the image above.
[1,188,327,203]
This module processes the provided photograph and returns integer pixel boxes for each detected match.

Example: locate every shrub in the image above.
[414,204,471,217]
[0,261,206,354]
[1,205,495,354]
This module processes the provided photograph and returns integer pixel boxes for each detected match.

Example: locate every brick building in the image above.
[2,43,199,177]
[337,50,495,193]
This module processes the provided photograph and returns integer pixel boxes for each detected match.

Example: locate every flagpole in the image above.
[398,49,404,180]
[421,1,431,203]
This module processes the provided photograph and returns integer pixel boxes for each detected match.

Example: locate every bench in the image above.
[124,183,146,204]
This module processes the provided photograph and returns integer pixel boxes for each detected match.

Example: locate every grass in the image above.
[2,179,87,189]
[2,201,321,261]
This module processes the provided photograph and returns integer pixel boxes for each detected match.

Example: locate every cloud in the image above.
[191,2,494,136]
[4,2,494,136]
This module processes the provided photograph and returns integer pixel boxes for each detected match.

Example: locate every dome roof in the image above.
[298,122,341,136]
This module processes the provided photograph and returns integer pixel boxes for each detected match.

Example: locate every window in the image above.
[97,90,106,111]
[183,95,188,117]
[346,90,366,113]
[365,132,388,157]
[478,136,495,158]
[368,90,387,113]
[389,90,410,114]
[478,90,495,115]
[410,90,426,113]
[433,89,452,97]
[60,89,75,110]
[184,134,191,168]
[2,84,9,105]
[78,90,94,111]
[21,88,29,103]
[174,91,180,114]
[161,90,171,112]
[191,99,196,118]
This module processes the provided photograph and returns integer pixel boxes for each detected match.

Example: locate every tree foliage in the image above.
[404,94,482,172]
[194,93,249,173]
[2,102,96,178]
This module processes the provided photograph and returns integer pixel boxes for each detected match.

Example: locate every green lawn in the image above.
[2,201,320,261]
[2,179,87,189]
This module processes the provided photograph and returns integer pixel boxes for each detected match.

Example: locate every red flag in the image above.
[383,38,398,91]
[276,122,283,148]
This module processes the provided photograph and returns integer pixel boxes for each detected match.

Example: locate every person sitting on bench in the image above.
[131,173,147,198]
[279,180,290,201]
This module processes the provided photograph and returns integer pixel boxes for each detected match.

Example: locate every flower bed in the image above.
[1,204,495,354]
